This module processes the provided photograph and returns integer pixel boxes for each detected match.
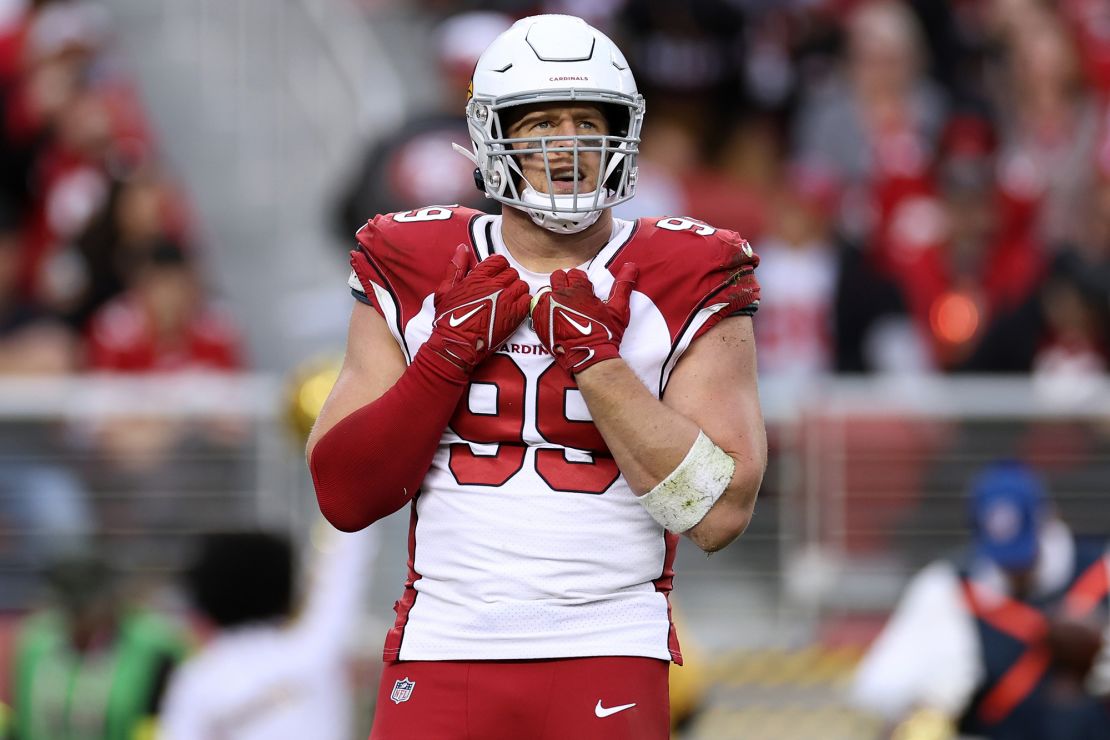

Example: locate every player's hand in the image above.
[1044,617,1102,682]
[425,244,530,374]
[531,263,638,374]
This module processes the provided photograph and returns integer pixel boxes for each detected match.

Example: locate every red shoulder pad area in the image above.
[349,206,483,329]
[612,217,760,343]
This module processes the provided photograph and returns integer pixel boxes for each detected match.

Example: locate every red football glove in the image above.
[424,244,530,375]
[531,263,638,374]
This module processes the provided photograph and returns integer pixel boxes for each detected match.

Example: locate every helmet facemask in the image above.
[459,90,645,234]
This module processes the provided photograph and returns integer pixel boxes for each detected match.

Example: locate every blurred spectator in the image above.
[1031,253,1110,379]
[332,11,512,241]
[3,0,155,307]
[0,0,36,213]
[740,7,798,114]
[902,0,992,109]
[833,245,924,373]
[62,167,191,328]
[754,163,839,378]
[992,9,1102,246]
[1058,0,1110,96]
[757,157,932,377]
[539,0,624,33]
[608,118,685,220]
[965,170,1110,375]
[0,0,25,80]
[0,0,242,618]
[852,460,1110,740]
[616,0,748,125]
[879,114,1047,369]
[6,551,189,739]
[84,240,242,372]
[0,197,74,373]
[793,0,947,228]
[79,241,246,516]
[0,453,90,609]
[614,112,769,239]
[682,118,772,240]
[159,526,377,740]
[0,196,89,603]
[610,0,775,236]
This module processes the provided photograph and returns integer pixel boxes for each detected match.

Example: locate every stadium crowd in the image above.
[0,0,249,592]
[0,0,243,377]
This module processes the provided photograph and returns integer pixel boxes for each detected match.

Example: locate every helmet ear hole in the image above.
[499,105,526,137]
[472,168,485,193]
[601,102,632,191]
[602,103,628,137]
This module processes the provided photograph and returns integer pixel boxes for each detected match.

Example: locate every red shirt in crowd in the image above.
[85,296,242,372]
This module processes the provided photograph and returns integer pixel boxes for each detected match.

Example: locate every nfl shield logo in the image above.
[390,677,416,704]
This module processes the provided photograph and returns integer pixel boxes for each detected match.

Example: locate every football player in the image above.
[307,14,766,739]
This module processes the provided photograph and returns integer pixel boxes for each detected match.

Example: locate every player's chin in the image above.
[553,182,596,195]
[528,178,600,196]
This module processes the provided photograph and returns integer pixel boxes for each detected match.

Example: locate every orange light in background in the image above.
[930,290,980,345]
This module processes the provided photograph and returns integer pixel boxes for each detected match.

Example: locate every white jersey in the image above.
[158,528,376,740]
[348,207,759,663]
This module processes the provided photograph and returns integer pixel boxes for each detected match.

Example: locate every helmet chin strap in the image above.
[517,185,604,234]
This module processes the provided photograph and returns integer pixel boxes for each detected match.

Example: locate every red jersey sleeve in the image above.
[613,217,760,392]
[347,206,483,358]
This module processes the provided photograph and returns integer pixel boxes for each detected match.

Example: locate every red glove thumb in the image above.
[606,262,638,315]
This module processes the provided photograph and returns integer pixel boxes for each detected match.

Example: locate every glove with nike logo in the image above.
[531,263,638,374]
[424,244,531,376]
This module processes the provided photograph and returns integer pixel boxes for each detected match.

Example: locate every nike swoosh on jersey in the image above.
[595,700,636,718]
[448,305,484,327]
[561,312,593,335]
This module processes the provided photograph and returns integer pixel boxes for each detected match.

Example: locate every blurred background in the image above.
[0,0,1108,737]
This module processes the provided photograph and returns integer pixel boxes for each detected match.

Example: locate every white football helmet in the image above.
[454,15,645,234]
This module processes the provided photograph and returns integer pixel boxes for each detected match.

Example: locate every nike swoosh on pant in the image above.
[594,700,636,718]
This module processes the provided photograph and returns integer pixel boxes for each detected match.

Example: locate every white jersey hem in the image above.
[396,642,675,662]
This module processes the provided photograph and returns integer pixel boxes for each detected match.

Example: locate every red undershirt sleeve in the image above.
[308,347,467,532]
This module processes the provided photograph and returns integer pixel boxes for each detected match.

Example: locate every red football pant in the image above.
[369,656,670,740]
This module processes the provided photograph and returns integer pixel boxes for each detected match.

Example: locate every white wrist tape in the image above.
[638,431,735,533]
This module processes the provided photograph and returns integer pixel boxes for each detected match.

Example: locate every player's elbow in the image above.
[318,504,371,533]
[313,486,370,532]
[688,460,764,552]
[693,512,746,553]
[311,471,409,533]
[308,450,374,533]
[312,474,404,532]
[691,499,753,553]
[307,428,421,531]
